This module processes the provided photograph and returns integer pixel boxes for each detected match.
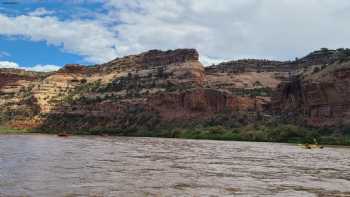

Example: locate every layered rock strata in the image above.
[1,48,350,131]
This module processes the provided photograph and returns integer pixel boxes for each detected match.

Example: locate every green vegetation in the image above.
[3,114,350,145]
[38,114,350,145]
[33,107,350,145]
[0,126,31,134]
[122,124,350,145]
[232,87,273,97]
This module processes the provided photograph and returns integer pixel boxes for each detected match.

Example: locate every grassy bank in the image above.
[6,118,350,145]
[0,126,32,134]
[148,125,350,145]
[58,124,350,146]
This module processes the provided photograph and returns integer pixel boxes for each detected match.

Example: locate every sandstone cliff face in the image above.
[295,48,350,67]
[41,49,234,130]
[272,58,350,127]
[0,69,43,127]
[0,68,41,89]
[0,49,208,129]
[1,48,350,131]
[150,89,239,120]
[206,59,289,73]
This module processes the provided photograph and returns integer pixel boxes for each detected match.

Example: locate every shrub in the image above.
[313,67,321,73]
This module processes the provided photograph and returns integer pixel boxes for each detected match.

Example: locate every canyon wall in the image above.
[272,60,350,127]
[1,48,350,132]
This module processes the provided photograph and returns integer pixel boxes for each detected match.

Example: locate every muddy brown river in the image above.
[0,135,349,197]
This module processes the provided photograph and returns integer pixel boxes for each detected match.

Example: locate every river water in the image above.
[0,135,349,197]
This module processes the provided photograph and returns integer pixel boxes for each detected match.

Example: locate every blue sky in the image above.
[0,36,85,66]
[1,0,350,71]
[0,1,106,70]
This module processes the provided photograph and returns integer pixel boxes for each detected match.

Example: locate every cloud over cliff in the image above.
[1,0,350,65]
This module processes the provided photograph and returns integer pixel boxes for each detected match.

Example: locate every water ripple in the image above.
[0,135,349,196]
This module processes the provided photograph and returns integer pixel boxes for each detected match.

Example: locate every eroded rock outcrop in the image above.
[1,48,350,131]
[272,59,350,127]
[0,69,43,126]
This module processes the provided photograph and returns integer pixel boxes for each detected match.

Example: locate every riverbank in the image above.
[3,124,350,145]
[0,126,33,134]
[38,123,350,146]
[125,125,350,146]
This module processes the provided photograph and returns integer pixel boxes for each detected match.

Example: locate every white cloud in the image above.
[0,61,60,72]
[29,8,55,17]
[0,12,119,63]
[199,56,227,66]
[2,1,350,67]
[27,64,61,72]
[0,61,19,68]
[104,0,350,65]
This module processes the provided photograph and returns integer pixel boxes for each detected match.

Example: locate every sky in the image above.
[1,0,350,71]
